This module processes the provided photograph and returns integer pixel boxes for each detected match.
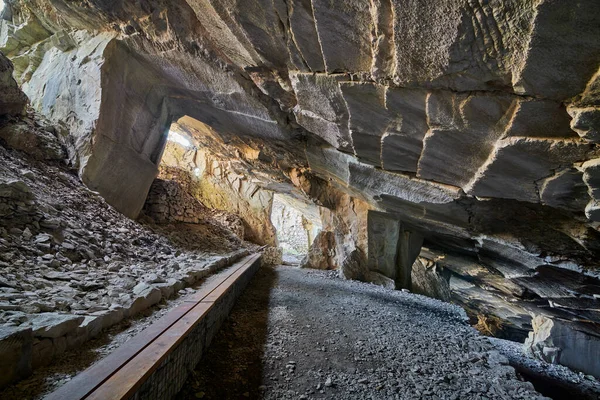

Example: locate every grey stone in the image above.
[29,313,85,338]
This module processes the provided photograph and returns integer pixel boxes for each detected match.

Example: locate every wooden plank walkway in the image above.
[44,253,262,400]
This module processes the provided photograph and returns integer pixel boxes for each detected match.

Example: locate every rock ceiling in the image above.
[1,0,600,376]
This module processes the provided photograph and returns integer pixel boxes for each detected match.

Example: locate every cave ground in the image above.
[177,265,547,400]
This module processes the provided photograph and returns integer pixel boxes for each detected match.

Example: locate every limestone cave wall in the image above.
[2,0,600,376]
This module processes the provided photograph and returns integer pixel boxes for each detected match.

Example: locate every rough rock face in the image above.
[142,178,245,239]
[2,0,600,376]
[525,315,600,378]
[300,231,336,270]
[271,193,321,255]
[0,52,26,116]
[0,134,249,388]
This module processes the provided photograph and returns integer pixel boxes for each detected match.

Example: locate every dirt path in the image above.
[177,265,546,400]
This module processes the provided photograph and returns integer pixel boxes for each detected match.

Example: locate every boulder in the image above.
[262,246,283,267]
[525,315,600,378]
[301,231,336,270]
[29,313,85,338]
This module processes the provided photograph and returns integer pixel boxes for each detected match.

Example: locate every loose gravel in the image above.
[179,265,548,399]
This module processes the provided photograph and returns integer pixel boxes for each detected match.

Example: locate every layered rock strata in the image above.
[2,0,600,376]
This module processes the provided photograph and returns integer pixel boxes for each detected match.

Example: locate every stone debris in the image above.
[142,178,245,240]
[0,140,251,387]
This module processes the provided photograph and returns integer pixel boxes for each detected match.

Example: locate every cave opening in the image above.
[1,0,600,397]
[270,193,321,261]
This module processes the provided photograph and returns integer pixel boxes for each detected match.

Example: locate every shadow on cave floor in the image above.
[176,265,278,400]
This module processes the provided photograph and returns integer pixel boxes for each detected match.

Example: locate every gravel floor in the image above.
[179,265,548,400]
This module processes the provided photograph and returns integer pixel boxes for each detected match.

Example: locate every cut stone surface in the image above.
[525,315,600,378]
[29,313,84,339]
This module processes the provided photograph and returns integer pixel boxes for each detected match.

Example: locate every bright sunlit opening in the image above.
[0,1,5,13]
[167,130,192,148]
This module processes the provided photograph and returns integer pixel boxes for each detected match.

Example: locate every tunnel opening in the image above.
[270,193,322,263]
[140,115,293,249]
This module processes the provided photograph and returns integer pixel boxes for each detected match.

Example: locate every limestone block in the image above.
[349,162,462,206]
[340,82,388,166]
[418,92,514,187]
[0,179,34,201]
[577,158,600,221]
[513,0,600,99]
[306,145,351,186]
[310,0,372,73]
[369,0,395,79]
[0,122,66,160]
[367,211,401,280]
[392,0,532,90]
[525,315,600,378]
[127,285,162,317]
[301,231,335,270]
[467,137,591,203]
[381,87,428,173]
[216,0,289,68]
[582,159,600,199]
[183,0,259,67]
[0,326,32,388]
[290,72,352,150]
[336,83,428,173]
[285,0,325,71]
[569,107,600,143]
[539,168,589,211]
[585,200,600,222]
[262,246,283,266]
[339,249,368,281]
[30,313,85,339]
[506,100,577,139]
[411,258,451,302]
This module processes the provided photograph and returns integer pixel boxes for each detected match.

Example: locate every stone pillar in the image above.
[366,211,423,289]
[396,228,423,289]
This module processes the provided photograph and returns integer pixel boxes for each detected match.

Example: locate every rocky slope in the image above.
[1,0,600,376]
[0,60,252,387]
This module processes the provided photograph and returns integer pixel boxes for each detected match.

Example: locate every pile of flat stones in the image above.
[0,141,247,387]
[143,178,245,239]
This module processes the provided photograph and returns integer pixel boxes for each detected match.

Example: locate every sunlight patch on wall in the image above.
[167,130,192,148]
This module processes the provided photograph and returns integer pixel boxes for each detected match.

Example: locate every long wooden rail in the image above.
[44,253,262,400]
